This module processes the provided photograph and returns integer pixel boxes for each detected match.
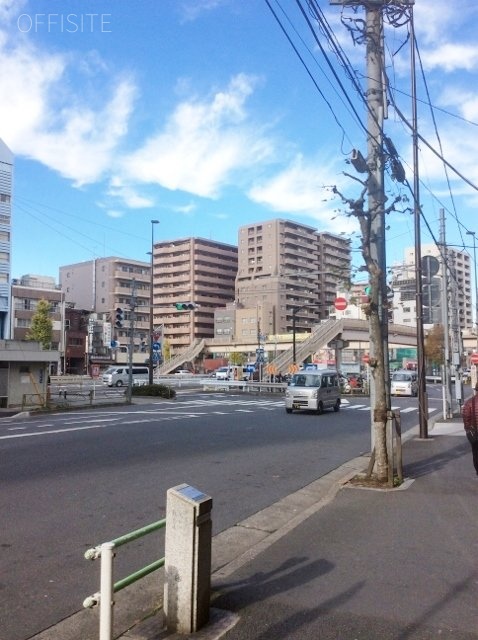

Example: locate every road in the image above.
[1,388,441,640]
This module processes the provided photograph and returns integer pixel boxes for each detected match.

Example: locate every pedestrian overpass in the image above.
[158,318,417,374]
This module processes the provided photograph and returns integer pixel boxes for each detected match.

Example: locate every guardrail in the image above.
[83,518,166,640]
[202,379,287,393]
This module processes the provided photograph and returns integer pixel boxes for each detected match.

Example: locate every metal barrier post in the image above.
[99,542,114,640]
[164,484,212,634]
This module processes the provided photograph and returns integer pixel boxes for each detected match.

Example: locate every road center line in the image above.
[0,424,111,440]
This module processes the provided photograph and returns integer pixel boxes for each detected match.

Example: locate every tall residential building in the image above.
[0,139,13,338]
[391,244,472,329]
[317,232,352,321]
[236,219,351,334]
[59,257,151,360]
[154,238,238,352]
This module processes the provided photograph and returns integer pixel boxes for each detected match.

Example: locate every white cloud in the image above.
[0,30,137,186]
[171,202,197,215]
[421,43,478,73]
[248,155,357,234]
[0,0,27,22]
[179,0,228,22]
[123,74,274,198]
[106,182,154,209]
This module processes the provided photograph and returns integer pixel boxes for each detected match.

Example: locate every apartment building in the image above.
[153,238,238,352]
[0,139,13,338]
[391,245,472,329]
[236,219,351,334]
[317,232,352,321]
[10,274,64,354]
[59,257,151,361]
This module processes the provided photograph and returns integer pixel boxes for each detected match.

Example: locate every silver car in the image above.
[285,369,341,414]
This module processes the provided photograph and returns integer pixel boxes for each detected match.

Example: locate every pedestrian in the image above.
[462,382,478,476]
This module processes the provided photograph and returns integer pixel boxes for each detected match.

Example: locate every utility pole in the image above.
[330,0,415,482]
[410,9,428,438]
[364,2,390,475]
[126,279,137,404]
[439,209,452,418]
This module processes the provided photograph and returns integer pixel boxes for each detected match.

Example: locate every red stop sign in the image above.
[334,297,347,311]
[471,353,478,365]
[362,354,370,364]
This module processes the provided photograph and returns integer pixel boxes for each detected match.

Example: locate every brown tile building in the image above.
[153,238,238,352]
[10,275,64,351]
[235,219,351,334]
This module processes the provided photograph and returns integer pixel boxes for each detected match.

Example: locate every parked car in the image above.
[174,369,193,376]
[102,366,149,387]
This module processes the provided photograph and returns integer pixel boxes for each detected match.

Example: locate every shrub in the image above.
[131,384,176,399]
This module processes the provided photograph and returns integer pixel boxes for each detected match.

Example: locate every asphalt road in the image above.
[1,389,438,640]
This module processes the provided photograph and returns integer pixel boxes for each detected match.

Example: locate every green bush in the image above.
[131,384,176,399]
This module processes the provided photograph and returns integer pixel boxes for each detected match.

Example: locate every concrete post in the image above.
[164,484,212,634]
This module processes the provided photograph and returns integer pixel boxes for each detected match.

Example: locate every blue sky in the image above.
[2,0,478,281]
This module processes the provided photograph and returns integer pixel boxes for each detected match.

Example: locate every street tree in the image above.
[229,352,246,366]
[333,183,402,483]
[424,324,444,368]
[162,338,171,362]
[26,299,53,349]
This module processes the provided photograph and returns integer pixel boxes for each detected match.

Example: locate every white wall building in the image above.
[0,139,13,339]
[391,244,472,329]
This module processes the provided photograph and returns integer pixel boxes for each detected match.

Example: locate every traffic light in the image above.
[115,307,124,328]
[361,285,372,304]
[174,302,198,310]
[421,256,440,324]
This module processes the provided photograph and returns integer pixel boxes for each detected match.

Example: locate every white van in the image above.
[215,366,249,381]
[102,366,149,387]
[285,369,341,414]
[390,370,418,397]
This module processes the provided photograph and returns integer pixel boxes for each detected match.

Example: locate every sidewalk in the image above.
[33,417,478,640]
[210,419,478,640]
[129,417,478,640]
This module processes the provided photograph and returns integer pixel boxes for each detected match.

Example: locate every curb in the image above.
[28,454,372,640]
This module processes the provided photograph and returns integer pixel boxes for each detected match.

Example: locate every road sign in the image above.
[288,364,299,374]
[421,255,440,281]
[152,342,161,351]
[470,353,478,365]
[334,297,347,311]
[362,354,370,364]
[266,364,278,375]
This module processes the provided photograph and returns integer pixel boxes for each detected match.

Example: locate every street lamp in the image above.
[149,219,159,384]
[467,231,478,346]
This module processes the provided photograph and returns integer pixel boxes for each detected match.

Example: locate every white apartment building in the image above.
[391,244,472,329]
[0,139,13,339]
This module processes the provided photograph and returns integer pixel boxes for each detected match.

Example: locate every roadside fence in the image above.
[83,518,167,640]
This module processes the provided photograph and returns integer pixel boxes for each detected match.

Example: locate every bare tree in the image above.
[333,180,402,483]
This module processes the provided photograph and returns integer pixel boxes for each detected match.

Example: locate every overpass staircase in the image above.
[269,318,344,373]
[156,339,206,375]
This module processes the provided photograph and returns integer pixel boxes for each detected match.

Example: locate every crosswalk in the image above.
[0,396,439,441]
[173,395,438,414]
